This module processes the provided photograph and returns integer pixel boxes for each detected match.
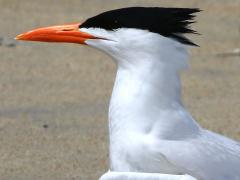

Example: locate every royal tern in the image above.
[16,7,240,180]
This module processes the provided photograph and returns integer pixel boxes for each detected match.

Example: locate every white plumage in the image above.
[82,28,240,180]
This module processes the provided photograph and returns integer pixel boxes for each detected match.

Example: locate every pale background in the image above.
[0,0,239,179]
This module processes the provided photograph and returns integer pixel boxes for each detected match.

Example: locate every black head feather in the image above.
[80,7,200,46]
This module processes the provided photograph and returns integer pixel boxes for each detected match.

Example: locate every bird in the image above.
[15,7,240,180]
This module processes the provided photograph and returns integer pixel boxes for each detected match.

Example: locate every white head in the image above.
[82,27,189,72]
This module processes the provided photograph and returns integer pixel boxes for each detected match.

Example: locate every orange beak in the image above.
[15,23,99,44]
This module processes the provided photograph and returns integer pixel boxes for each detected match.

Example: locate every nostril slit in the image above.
[62,29,73,31]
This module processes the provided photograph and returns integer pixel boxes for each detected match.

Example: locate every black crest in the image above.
[80,7,200,46]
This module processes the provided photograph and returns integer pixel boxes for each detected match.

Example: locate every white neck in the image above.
[110,59,182,114]
[85,29,201,171]
[84,28,200,143]
[108,36,200,140]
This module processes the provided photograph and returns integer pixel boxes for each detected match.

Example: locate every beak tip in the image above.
[15,34,23,41]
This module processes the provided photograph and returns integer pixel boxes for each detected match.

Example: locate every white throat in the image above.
[85,29,200,170]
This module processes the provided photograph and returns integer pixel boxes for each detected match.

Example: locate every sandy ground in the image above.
[0,0,239,179]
